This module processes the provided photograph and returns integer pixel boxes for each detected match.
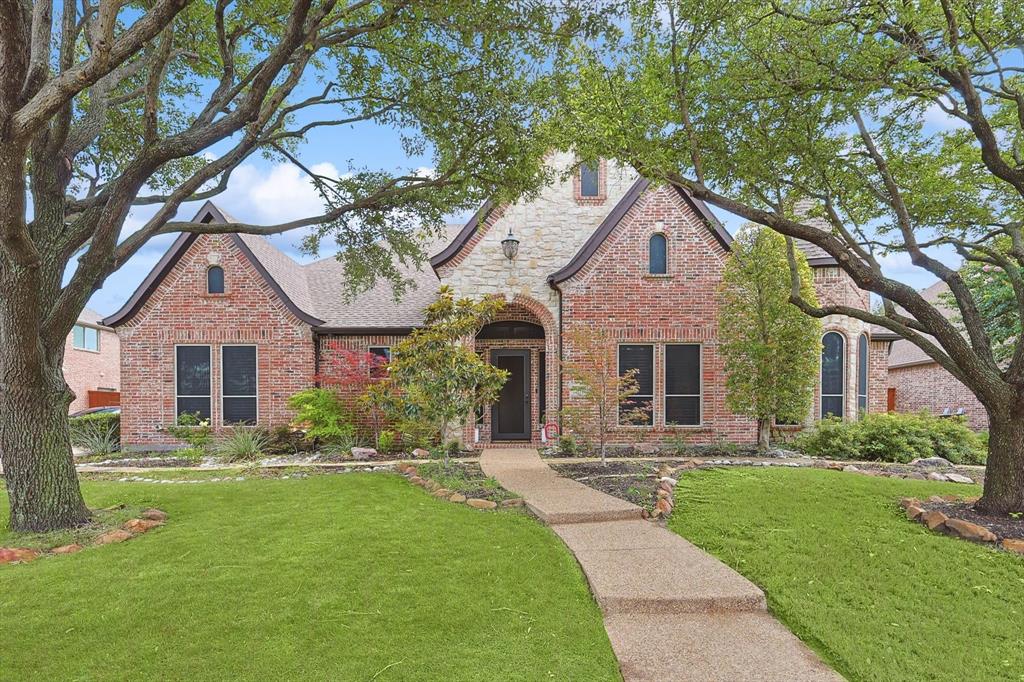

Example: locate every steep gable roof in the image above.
[103,202,449,331]
[888,281,952,368]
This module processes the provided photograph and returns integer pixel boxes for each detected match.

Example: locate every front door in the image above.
[490,349,531,440]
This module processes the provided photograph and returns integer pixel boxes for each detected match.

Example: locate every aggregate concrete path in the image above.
[480,448,842,682]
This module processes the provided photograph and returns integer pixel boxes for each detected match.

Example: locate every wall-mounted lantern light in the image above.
[501,227,520,261]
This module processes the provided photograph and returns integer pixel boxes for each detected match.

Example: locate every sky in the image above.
[80,91,964,319]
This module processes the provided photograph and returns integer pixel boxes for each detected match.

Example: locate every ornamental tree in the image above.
[718,226,821,450]
[557,0,1024,514]
[373,286,508,456]
[0,0,609,531]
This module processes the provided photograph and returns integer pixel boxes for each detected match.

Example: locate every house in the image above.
[65,307,121,413]
[887,281,987,429]
[105,153,892,450]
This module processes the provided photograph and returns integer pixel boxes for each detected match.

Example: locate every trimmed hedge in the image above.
[68,411,120,446]
[793,412,986,465]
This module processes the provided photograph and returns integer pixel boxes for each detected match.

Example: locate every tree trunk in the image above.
[977,404,1024,515]
[0,358,90,532]
[757,418,771,451]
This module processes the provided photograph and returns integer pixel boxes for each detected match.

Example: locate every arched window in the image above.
[821,331,845,419]
[857,333,869,417]
[207,266,225,294]
[649,233,667,275]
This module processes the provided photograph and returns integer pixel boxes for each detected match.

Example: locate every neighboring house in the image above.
[65,307,121,413]
[887,281,987,429]
[106,153,891,450]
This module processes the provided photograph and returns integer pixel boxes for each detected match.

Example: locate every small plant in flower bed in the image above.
[69,411,120,455]
[264,426,315,456]
[794,413,986,464]
[412,461,515,501]
[165,412,213,450]
[213,427,270,462]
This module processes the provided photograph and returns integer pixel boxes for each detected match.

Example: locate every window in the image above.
[176,345,211,421]
[72,325,99,351]
[821,332,845,419]
[222,345,257,425]
[665,344,701,425]
[857,333,868,417]
[580,162,600,197]
[649,233,667,275]
[618,344,653,426]
[368,346,391,378]
[207,265,225,294]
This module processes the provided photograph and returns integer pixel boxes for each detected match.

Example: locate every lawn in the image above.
[0,473,620,681]
[670,467,1024,682]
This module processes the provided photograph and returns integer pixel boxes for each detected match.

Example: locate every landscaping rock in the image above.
[659,476,678,487]
[433,488,451,498]
[906,472,927,480]
[655,498,673,515]
[905,505,925,520]
[767,447,801,458]
[657,488,671,499]
[1001,539,1024,555]
[899,497,921,509]
[409,476,423,485]
[0,547,39,564]
[93,529,133,545]
[466,498,497,510]
[412,448,430,459]
[945,518,997,543]
[448,493,467,503]
[635,443,659,455]
[842,465,860,473]
[51,544,84,555]
[910,457,953,468]
[928,495,947,503]
[945,473,975,484]
[500,498,525,508]
[927,472,949,482]
[123,518,164,533]
[141,508,168,522]
[351,447,376,460]
[920,510,949,531]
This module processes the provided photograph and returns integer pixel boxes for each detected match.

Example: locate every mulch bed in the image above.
[553,460,693,512]
[918,499,1024,541]
[543,444,763,459]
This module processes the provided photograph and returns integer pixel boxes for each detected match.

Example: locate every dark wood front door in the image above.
[491,349,531,440]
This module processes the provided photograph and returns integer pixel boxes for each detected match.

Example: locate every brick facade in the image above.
[116,234,315,448]
[888,363,988,429]
[64,322,120,413]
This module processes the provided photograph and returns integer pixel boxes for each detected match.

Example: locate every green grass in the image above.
[670,467,1024,682]
[0,474,619,681]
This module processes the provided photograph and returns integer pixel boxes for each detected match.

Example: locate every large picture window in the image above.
[821,332,845,419]
[618,344,654,426]
[222,345,257,425]
[665,344,701,425]
[72,324,100,351]
[857,334,868,416]
[176,345,211,420]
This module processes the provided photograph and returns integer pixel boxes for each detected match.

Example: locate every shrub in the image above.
[558,433,579,456]
[264,425,315,456]
[165,412,213,450]
[376,429,397,455]
[286,388,355,443]
[213,427,270,462]
[69,412,120,455]
[794,413,986,464]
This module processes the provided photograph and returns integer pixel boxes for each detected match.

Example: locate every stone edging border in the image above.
[899,497,1024,555]
[0,508,168,565]
[394,462,524,511]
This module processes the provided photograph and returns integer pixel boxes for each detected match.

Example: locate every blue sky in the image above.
[83,107,957,318]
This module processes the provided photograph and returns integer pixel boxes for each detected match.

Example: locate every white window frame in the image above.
[72,324,100,352]
[221,344,259,426]
[820,331,846,419]
[664,343,703,427]
[617,343,655,427]
[174,344,212,422]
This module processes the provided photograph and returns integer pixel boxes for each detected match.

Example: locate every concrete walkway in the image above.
[481,448,841,682]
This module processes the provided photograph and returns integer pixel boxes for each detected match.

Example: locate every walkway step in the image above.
[604,612,842,681]
[554,521,766,615]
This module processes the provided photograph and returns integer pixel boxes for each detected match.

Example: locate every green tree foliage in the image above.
[719,227,821,449]
[371,287,508,455]
[951,253,1021,364]
[554,0,1024,513]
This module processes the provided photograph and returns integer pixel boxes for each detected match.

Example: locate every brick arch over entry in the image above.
[468,294,559,447]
